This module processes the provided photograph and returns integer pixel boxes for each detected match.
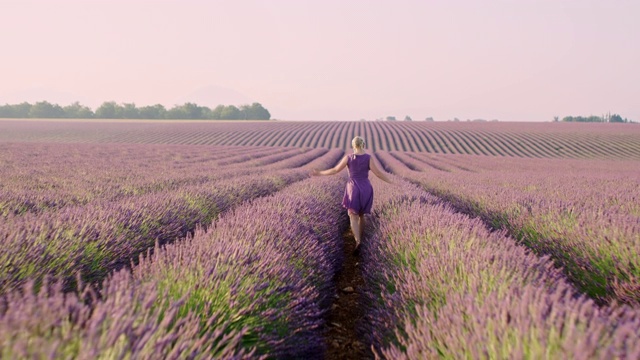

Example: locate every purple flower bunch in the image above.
[0,172,348,358]
[374,151,640,305]
[0,143,289,215]
[361,176,640,358]
[0,143,342,295]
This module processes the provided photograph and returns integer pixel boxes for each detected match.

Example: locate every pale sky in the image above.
[1,0,638,121]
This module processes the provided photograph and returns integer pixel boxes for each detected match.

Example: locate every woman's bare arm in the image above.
[311,155,348,176]
[369,157,393,184]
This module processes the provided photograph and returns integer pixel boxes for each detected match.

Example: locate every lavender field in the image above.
[2,119,640,158]
[1,120,640,359]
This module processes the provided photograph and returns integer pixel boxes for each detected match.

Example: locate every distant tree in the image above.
[63,102,94,118]
[425,117,434,122]
[562,115,604,123]
[29,101,65,118]
[220,105,241,120]
[553,116,559,122]
[138,104,167,119]
[386,116,396,121]
[211,105,225,120]
[166,103,211,119]
[201,107,214,119]
[166,105,184,119]
[404,115,412,121]
[0,104,13,118]
[95,101,121,118]
[0,101,272,120]
[0,102,32,118]
[120,103,140,119]
[185,103,208,119]
[15,102,33,118]
[453,117,460,122]
[609,114,625,123]
[253,102,270,120]
[239,102,270,120]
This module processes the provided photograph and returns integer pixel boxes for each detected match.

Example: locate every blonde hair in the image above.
[352,136,365,150]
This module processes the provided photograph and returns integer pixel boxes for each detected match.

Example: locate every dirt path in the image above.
[324,228,370,359]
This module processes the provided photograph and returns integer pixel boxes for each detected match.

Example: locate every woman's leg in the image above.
[349,211,361,246]
[358,214,365,241]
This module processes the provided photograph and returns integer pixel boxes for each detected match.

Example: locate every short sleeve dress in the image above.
[342,153,374,215]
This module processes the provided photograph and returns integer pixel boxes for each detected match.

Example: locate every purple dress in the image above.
[342,153,373,215]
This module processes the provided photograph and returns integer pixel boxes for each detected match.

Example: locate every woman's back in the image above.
[347,153,370,180]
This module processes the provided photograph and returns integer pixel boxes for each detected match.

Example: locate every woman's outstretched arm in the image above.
[369,157,393,184]
[311,155,348,176]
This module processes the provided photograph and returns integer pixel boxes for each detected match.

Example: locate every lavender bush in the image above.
[0,143,342,293]
[361,176,640,359]
[0,143,288,216]
[376,151,640,305]
[0,272,253,359]
[0,174,349,358]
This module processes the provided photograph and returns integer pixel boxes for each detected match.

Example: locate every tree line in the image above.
[554,113,633,123]
[0,101,271,120]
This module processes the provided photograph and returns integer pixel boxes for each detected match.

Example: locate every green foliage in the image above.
[562,115,605,123]
[242,103,271,120]
[28,101,65,118]
[0,101,271,120]
[95,101,120,118]
[562,114,632,123]
[166,102,206,119]
[218,105,241,120]
[63,102,94,118]
[0,102,32,117]
[609,114,625,123]
[138,104,167,119]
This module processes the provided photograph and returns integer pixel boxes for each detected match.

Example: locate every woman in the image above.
[311,136,392,253]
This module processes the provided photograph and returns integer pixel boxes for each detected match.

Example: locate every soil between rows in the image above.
[324,227,370,359]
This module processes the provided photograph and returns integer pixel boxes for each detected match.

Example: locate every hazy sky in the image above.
[1,0,638,121]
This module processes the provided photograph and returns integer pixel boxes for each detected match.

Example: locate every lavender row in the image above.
[360,177,640,358]
[222,147,329,170]
[0,174,349,358]
[2,119,639,158]
[376,151,640,305]
[0,148,344,293]
[215,146,304,167]
[0,267,252,359]
[0,143,294,216]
